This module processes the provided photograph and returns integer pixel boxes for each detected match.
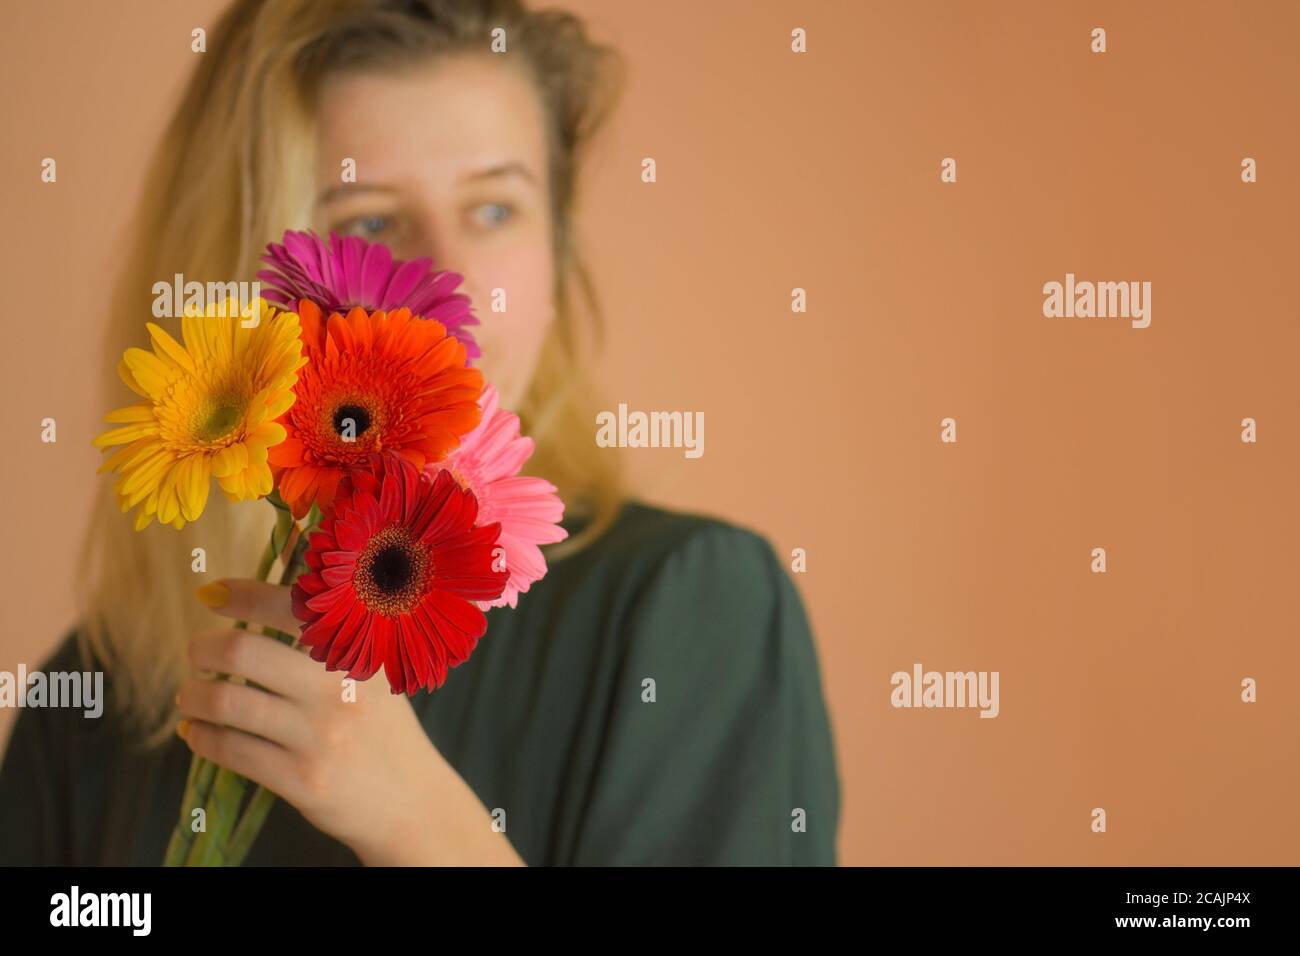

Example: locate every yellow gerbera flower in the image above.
[94,297,307,531]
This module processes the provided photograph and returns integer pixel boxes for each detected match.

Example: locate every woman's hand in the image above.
[176,578,523,866]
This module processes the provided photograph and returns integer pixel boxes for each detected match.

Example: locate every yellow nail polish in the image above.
[176,718,191,740]
[195,582,230,609]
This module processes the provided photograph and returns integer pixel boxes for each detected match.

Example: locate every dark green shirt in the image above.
[0,502,840,865]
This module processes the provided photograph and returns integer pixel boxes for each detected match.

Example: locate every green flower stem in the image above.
[162,745,206,865]
[184,765,249,866]
[223,770,279,866]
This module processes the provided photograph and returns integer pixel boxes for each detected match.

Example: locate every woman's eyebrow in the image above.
[315,164,535,205]
[459,161,538,186]
[316,183,397,206]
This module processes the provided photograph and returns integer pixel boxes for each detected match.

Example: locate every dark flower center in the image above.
[353,526,430,616]
[333,403,372,437]
[371,545,413,593]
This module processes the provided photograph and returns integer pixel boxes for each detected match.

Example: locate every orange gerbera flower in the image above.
[269,300,483,518]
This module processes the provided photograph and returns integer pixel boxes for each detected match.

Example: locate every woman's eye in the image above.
[470,202,514,229]
[339,215,391,238]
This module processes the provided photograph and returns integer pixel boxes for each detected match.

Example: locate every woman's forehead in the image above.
[314,56,549,184]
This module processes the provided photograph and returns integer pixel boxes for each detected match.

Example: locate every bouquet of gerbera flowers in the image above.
[93,231,567,866]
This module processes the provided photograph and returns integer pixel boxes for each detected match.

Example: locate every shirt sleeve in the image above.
[0,638,78,865]
[571,522,841,865]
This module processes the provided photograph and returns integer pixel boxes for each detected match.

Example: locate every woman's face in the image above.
[314,54,555,409]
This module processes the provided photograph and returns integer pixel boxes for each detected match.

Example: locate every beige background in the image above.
[2,0,1298,865]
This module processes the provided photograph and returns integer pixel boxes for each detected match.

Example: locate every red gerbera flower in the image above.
[269,299,483,519]
[291,452,508,695]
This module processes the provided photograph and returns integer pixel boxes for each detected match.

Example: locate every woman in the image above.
[0,0,839,865]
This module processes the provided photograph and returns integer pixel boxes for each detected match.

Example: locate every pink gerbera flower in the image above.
[425,385,567,609]
[257,229,480,359]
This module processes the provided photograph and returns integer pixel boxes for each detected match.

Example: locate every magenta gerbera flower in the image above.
[257,230,480,359]
[424,385,568,609]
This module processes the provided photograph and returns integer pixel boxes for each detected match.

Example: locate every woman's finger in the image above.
[176,677,311,751]
[178,718,302,805]
[188,627,322,702]
[195,578,302,636]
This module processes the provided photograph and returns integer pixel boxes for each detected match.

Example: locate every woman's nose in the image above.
[414,217,461,274]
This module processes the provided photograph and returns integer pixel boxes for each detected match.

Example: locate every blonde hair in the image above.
[78,0,625,746]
